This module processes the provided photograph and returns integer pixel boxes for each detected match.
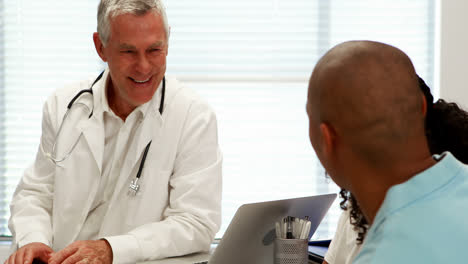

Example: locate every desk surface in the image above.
[138,253,210,264]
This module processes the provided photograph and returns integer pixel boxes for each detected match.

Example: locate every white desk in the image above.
[139,252,210,264]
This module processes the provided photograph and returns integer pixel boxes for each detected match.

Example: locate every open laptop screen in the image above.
[208,194,336,264]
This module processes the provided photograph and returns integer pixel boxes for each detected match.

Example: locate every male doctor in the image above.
[6,0,222,263]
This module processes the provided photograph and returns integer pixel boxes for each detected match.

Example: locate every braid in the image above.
[418,75,468,164]
[339,189,368,244]
[426,99,468,163]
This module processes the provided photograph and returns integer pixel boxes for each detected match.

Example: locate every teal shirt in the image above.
[353,152,468,264]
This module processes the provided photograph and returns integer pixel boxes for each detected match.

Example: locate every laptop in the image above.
[308,239,331,263]
[197,193,336,264]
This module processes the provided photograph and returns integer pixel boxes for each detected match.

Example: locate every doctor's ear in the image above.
[166,26,171,56]
[93,32,107,62]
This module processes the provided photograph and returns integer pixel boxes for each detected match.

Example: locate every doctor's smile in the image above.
[127,75,154,90]
[130,76,152,84]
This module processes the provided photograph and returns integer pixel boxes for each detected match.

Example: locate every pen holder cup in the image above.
[274,238,308,264]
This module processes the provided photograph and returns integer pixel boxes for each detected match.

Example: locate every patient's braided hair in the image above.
[340,76,468,244]
[339,189,367,244]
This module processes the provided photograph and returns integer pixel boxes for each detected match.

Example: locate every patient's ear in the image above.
[319,122,337,161]
[421,93,428,117]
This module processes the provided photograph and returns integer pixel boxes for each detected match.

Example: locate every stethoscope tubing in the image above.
[46,71,166,186]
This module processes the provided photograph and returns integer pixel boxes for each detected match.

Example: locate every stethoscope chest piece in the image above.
[128,178,140,196]
[127,132,154,196]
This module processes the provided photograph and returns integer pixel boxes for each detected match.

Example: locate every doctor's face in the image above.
[95,11,168,113]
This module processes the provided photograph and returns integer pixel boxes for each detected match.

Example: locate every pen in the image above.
[293,217,300,238]
[277,216,313,240]
[305,220,311,238]
[298,218,305,239]
[275,222,281,238]
[300,221,311,239]
[282,218,287,239]
[286,216,293,239]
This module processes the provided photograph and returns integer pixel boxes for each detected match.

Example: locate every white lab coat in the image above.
[8,69,222,264]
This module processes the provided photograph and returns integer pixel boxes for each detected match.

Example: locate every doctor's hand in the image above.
[5,242,54,264]
[48,240,113,264]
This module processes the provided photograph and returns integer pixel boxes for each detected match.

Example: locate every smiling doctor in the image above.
[6,1,222,264]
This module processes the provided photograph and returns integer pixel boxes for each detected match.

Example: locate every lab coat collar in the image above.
[74,69,111,174]
[60,70,170,243]
[76,69,167,175]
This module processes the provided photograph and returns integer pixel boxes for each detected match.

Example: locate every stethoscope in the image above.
[41,71,166,196]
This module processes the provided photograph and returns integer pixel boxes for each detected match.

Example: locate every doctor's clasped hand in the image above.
[6,0,222,263]
[48,240,112,264]
[4,243,53,264]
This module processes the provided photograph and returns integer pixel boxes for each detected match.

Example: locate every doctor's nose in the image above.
[135,54,152,74]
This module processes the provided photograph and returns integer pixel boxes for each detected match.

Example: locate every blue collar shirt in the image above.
[354,152,468,263]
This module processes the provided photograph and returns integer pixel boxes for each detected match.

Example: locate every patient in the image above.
[306,40,468,263]
[324,77,468,264]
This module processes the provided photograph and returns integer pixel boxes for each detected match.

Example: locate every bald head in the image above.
[308,41,425,165]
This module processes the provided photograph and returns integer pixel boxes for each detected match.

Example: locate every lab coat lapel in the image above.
[54,71,108,246]
[77,116,105,175]
[74,70,108,174]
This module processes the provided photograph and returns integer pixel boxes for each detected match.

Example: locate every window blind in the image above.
[1,0,103,235]
[165,0,436,238]
[0,0,436,239]
[0,0,6,235]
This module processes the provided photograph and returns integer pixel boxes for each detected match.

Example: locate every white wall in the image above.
[439,1,468,109]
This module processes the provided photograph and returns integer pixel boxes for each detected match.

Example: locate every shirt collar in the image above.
[374,151,464,224]
[97,70,164,121]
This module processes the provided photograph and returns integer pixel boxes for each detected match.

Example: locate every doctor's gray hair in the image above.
[97,0,169,46]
